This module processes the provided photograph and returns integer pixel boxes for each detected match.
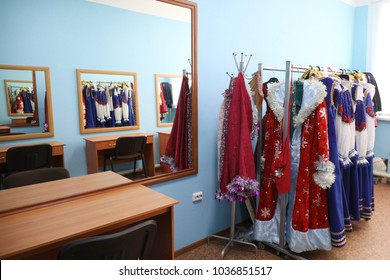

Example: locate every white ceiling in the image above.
[342,0,390,6]
[87,0,191,23]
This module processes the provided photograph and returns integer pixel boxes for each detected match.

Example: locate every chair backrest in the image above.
[115,136,147,157]
[58,219,157,260]
[2,167,70,189]
[5,144,53,173]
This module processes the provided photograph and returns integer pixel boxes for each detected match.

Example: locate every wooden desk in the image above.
[0,126,11,134]
[84,133,155,176]
[158,131,171,174]
[0,181,178,260]
[0,171,131,216]
[0,141,65,167]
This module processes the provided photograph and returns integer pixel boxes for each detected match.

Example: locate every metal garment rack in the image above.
[256,61,306,260]
[208,53,258,259]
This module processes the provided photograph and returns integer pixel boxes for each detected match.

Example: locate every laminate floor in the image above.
[176,182,390,260]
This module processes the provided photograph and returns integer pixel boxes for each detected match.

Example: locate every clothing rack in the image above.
[9,85,32,90]
[81,80,131,86]
[257,61,306,260]
[208,52,258,259]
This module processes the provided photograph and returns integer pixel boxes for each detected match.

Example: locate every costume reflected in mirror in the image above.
[77,69,140,134]
[160,70,192,172]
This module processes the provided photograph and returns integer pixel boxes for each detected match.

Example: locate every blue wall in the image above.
[352,6,368,71]
[374,120,390,161]
[1,0,370,251]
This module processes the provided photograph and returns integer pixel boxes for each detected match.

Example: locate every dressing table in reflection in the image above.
[84,132,155,176]
[0,141,65,169]
[158,131,171,174]
[0,126,11,134]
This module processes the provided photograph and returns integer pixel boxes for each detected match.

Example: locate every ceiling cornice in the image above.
[341,0,386,7]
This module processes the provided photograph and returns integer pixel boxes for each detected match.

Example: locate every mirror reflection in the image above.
[77,69,140,134]
[155,74,182,127]
[0,65,53,140]
[0,0,197,185]
[5,80,36,117]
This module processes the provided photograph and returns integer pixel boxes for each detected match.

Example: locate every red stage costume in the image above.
[256,81,287,221]
[216,73,258,202]
[254,80,335,252]
[161,75,192,172]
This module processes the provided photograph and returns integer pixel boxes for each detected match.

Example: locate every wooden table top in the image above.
[83,132,154,142]
[0,141,65,152]
[0,183,178,259]
[0,171,132,216]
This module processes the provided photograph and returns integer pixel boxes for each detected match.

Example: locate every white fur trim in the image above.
[266,82,284,122]
[314,160,336,189]
[294,80,327,127]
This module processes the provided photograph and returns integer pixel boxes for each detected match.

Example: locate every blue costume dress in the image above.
[22,89,34,113]
[320,77,347,248]
[360,86,376,220]
[82,84,97,128]
[112,86,123,126]
[334,83,356,230]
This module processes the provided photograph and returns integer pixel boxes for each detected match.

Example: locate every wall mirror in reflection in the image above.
[77,69,140,134]
[5,80,35,117]
[155,74,183,127]
[0,65,54,141]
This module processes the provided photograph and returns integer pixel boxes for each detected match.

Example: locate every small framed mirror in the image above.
[77,69,140,134]
[4,80,37,119]
[0,64,54,141]
[155,74,183,127]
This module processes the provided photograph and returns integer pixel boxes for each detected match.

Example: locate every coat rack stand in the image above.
[208,53,258,259]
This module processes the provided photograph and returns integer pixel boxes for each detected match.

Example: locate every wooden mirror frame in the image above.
[0,64,54,141]
[76,69,140,134]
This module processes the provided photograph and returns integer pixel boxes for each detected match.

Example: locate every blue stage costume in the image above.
[321,77,347,248]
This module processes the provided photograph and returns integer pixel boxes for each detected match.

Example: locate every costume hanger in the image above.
[265,77,279,84]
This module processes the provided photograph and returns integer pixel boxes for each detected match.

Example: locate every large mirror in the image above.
[0,65,54,141]
[79,0,198,185]
[0,0,197,185]
[77,69,140,134]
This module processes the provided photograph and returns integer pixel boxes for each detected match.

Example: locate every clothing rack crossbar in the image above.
[261,65,307,73]
[81,80,131,85]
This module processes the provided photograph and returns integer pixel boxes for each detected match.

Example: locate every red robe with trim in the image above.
[219,73,256,193]
[256,82,288,221]
[164,75,192,171]
[292,101,331,231]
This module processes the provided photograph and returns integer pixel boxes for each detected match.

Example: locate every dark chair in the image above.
[58,219,157,260]
[103,136,148,178]
[2,167,70,189]
[5,144,52,174]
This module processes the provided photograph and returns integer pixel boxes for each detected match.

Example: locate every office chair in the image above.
[2,167,70,189]
[5,143,52,174]
[103,136,148,178]
[58,219,157,260]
